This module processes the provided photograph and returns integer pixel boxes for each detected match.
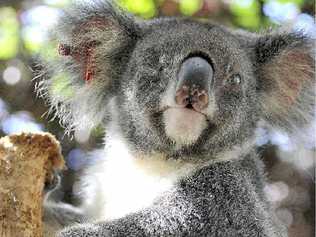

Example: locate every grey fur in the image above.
[56,153,286,237]
[38,0,315,236]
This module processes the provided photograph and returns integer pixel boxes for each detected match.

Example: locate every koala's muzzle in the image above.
[175,57,213,111]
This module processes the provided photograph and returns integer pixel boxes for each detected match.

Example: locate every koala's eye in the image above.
[227,74,242,86]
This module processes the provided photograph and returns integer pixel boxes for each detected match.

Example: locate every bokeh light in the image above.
[66,148,87,171]
[1,111,44,134]
[21,5,60,53]
[2,66,22,85]
[263,0,300,23]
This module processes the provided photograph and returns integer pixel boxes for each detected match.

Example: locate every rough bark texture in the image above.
[0,133,64,237]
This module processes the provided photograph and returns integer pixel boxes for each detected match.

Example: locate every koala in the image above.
[38,1,315,236]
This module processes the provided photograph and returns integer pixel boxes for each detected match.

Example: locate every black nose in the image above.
[175,56,213,111]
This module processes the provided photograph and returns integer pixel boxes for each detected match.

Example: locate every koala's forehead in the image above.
[135,18,244,62]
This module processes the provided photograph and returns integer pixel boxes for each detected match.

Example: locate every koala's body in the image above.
[40,1,315,236]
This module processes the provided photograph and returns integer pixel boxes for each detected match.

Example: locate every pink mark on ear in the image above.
[84,47,96,83]
[82,41,98,83]
[57,42,97,83]
[58,43,71,56]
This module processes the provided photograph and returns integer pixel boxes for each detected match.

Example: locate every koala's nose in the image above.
[175,57,213,111]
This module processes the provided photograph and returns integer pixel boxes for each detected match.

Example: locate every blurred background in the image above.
[0,0,315,236]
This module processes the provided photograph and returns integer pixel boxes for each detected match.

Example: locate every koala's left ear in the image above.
[254,31,315,132]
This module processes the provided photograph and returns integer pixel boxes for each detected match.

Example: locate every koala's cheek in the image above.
[163,108,207,145]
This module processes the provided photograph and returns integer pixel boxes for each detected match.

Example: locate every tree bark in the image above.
[0,133,64,237]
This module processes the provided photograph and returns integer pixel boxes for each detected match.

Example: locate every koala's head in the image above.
[39,1,315,160]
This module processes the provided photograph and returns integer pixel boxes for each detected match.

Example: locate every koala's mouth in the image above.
[162,107,208,145]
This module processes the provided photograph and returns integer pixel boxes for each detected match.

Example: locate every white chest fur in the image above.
[78,134,197,221]
[76,120,255,221]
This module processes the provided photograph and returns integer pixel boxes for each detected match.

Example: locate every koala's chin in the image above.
[163,107,207,146]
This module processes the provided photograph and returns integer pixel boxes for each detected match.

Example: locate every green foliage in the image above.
[44,0,70,7]
[0,7,19,60]
[117,0,156,18]
[273,0,304,6]
[230,0,261,29]
[179,0,202,16]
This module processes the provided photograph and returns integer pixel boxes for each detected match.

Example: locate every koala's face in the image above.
[118,20,257,157]
[42,2,314,161]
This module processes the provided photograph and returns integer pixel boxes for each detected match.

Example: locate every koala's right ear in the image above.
[37,1,140,132]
